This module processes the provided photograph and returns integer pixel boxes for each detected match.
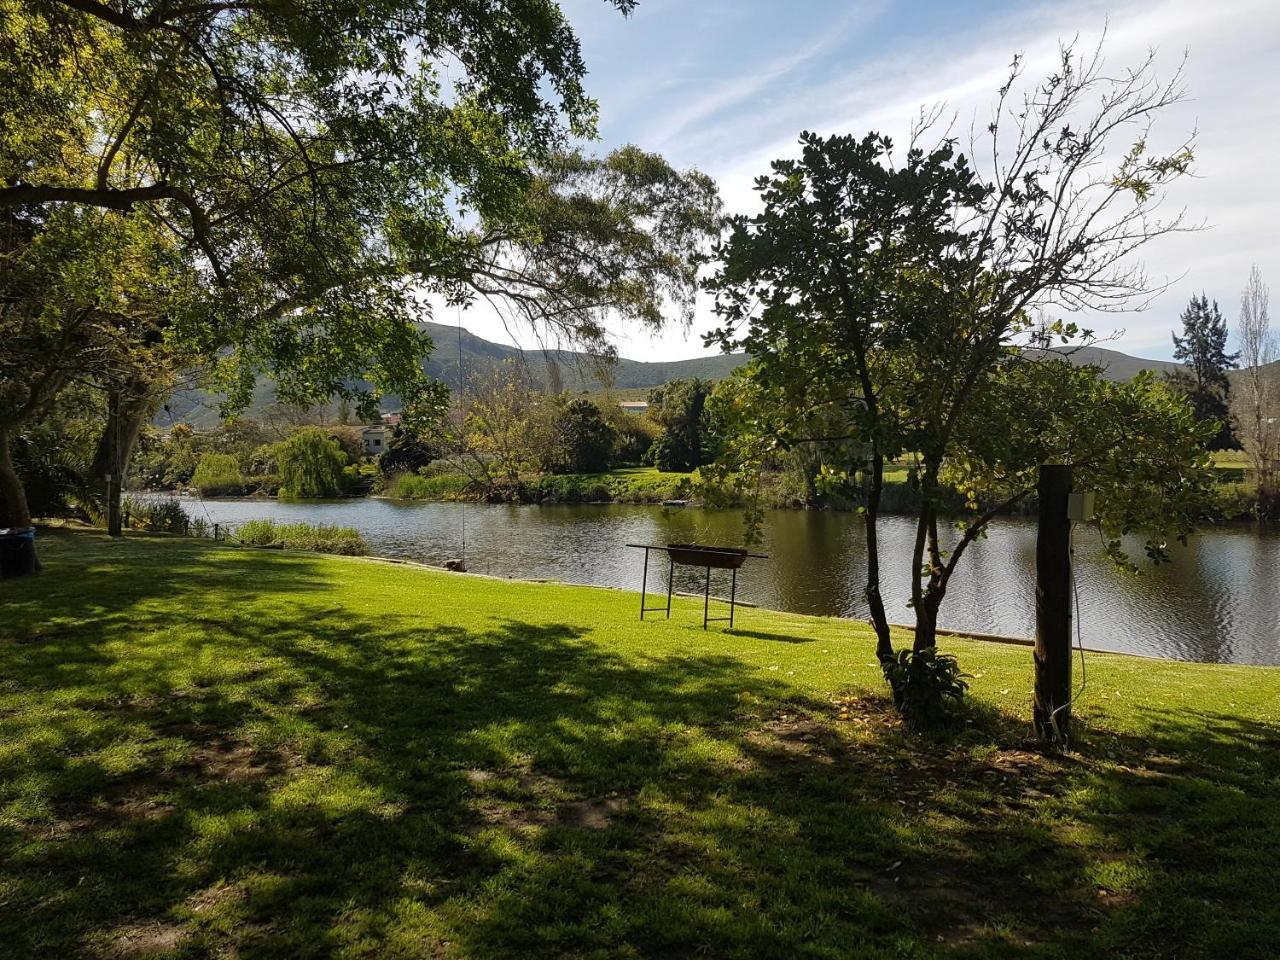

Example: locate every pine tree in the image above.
[1170,293,1239,449]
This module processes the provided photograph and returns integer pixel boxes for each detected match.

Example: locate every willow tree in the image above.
[707,41,1213,707]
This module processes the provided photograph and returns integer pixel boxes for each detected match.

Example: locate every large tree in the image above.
[647,378,713,472]
[1170,292,1238,450]
[0,0,722,569]
[707,41,1212,699]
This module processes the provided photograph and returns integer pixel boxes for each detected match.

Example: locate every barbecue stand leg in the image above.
[666,557,674,618]
[640,547,649,621]
[730,567,737,628]
[703,565,711,629]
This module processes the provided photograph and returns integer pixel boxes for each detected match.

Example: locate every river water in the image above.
[166,496,1280,665]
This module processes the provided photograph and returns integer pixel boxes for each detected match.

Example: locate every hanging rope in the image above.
[457,304,466,564]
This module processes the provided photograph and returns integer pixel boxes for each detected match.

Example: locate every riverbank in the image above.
[4,529,1278,958]
[385,465,696,505]
[152,457,1270,517]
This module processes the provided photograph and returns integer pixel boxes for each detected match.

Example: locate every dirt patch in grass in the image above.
[98,922,188,958]
[555,796,629,829]
[180,735,281,782]
[41,725,291,838]
[466,764,630,831]
[186,882,246,915]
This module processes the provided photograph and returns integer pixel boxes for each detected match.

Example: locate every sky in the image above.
[455,0,1280,363]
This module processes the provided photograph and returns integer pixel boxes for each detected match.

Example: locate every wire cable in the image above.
[457,304,466,564]
[1044,519,1090,741]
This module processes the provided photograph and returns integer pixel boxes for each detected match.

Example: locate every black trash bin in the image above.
[0,527,40,579]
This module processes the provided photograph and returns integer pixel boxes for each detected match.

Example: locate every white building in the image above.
[361,425,389,455]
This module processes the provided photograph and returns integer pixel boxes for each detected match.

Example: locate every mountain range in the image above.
[164,323,1277,429]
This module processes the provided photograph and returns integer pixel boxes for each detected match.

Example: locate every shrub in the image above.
[245,443,279,476]
[192,453,246,496]
[122,496,191,533]
[378,428,440,475]
[389,471,471,500]
[327,426,367,464]
[248,473,282,497]
[527,474,611,502]
[881,648,970,731]
[277,428,347,498]
[548,397,615,474]
[647,378,713,472]
[12,422,94,518]
[611,414,659,465]
[234,518,367,555]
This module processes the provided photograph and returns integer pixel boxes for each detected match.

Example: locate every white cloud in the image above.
[462,0,1280,364]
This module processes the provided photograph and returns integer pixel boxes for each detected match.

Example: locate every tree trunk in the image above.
[0,427,40,578]
[0,427,31,529]
[863,450,893,661]
[92,379,157,537]
[1033,464,1073,746]
[908,489,937,651]
[913,591,942,652]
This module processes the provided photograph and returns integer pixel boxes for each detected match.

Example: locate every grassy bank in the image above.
[3,531,1278,958]
[388,466,694,504]
[233,518,368,556]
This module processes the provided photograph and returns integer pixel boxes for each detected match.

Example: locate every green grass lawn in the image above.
[3,530,1279,959]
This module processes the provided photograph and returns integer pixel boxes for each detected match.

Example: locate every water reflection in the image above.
[163,496,1280,665]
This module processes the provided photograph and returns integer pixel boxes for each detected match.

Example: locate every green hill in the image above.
[1036,344,1183,380]
[163,326,1280,430]
[163,322,748,428]
[418,322,747,391]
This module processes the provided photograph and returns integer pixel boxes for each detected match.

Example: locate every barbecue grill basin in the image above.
[666,543,748,569]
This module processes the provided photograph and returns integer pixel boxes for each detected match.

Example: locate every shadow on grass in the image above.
[2,534,1278,958]
[723,626,825,644]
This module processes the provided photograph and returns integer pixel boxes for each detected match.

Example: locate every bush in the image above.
[611,415,659,465]
[527,474,612,502]
[647,378,713,472]
[327,426,367,465]
[192,453,246,496]
[245,443,279,476]
[378,428,440,475]
[122,496,191,533]
[12,422,94,518]
[548,397,615,474]
[277,428,347,498]
[389,471,471,500]
[233,518,368,555]
[881,648,970,730]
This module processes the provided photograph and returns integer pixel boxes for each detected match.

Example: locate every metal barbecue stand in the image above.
[629,543,768,629]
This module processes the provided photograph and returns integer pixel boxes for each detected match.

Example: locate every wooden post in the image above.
[1034,464,1073,746]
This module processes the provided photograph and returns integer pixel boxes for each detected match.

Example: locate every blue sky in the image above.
[461,0,1280,363]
